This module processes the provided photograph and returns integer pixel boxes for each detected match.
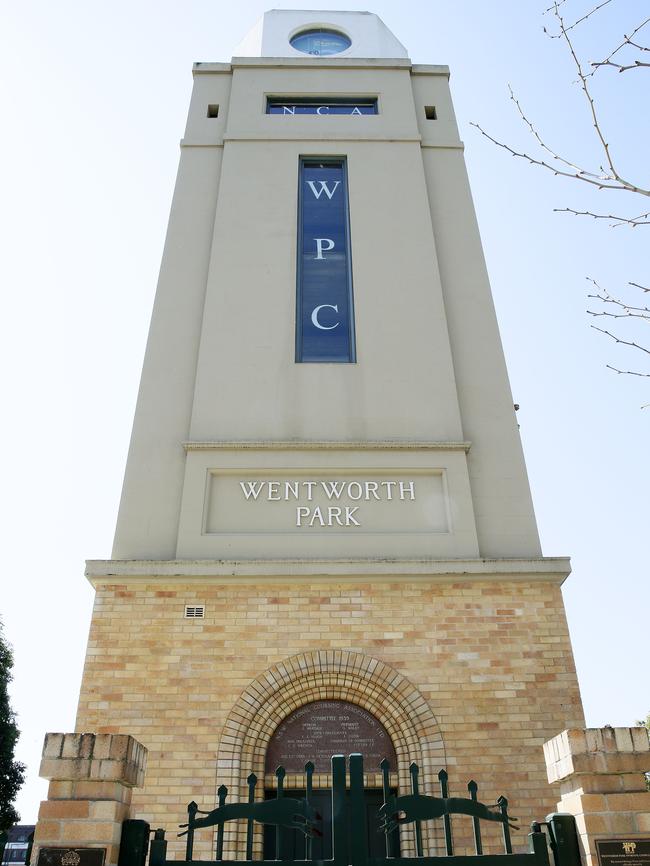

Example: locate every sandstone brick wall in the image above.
[76,578,584,860]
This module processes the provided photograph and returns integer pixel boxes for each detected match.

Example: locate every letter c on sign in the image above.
[311,304,340,330]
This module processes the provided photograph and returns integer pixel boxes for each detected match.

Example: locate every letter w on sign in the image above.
[306,180,340,200]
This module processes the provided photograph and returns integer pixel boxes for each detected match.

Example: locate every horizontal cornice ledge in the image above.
[228,57,413,70]
[411,64,451,78]
[219,134,423,144]
[190,62,450,77]
[192,62,232,75]
[85,557,571,585]
[182,440,472,452]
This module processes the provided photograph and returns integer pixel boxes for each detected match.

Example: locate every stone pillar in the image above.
[32,733,147,866]
[544,727,650,866]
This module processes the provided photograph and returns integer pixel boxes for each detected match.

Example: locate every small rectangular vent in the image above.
[424,105,437,120]
[207,104,219,118]
[184,605,205,618]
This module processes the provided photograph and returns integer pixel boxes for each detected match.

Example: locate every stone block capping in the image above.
[33,733,147,866]
[544,727,650,866]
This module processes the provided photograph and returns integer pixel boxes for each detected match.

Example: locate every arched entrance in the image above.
[262,700,400,859]
[216,650,446,856]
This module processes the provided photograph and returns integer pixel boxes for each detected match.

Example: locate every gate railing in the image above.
[149,753,552,866]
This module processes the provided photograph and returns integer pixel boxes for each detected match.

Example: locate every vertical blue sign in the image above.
[296,159,355,362]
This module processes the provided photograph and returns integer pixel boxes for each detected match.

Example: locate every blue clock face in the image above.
[290,29,351,56]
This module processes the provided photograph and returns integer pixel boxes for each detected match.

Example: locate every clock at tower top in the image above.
[233,10,409,59]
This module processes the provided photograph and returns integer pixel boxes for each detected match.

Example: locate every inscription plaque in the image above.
[37,849,106,866]
[596,839,650,866]
[265,700,396,773]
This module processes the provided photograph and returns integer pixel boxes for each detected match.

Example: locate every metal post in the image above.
[380,757,394,858]
[246,773,257,861]
[438,770,453,856]
[350,754,369,866]
[498,796,512,854]
[410,763,424,857]
[186,801,198,862]
[305,761,315,862]
[529,827,552,866]
[468,780,483,855]
[331,755,348,866]
[276,766,286,861]
[149,829,167,866]
[216,785,228,861]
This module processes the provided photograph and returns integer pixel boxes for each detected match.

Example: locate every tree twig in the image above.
[592,58,650,72]
[605,364,650,378]
[554,207,650,226]
[471,121,650,194]
[586,278,650,318]
[543,0,613,36]
[588,16,650,75]
[591,325,650,356]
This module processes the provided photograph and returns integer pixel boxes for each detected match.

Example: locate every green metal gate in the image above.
[148,754,556,866]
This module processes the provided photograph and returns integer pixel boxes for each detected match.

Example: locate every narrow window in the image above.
[207,104,219,118]
[424,105,437,120]
[296,158,356,363]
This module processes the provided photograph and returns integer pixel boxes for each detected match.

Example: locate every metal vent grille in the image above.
[184,605,205,619]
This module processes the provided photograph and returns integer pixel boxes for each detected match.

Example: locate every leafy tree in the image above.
[0,618,25,832]
[473,1,649,391]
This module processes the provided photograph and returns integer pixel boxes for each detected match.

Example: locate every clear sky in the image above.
[1,0,648,824]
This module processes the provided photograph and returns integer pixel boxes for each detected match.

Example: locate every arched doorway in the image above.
[262,700,400,859]
[216,650,446,857]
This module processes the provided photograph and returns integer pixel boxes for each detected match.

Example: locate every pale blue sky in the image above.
[1,1,648,823]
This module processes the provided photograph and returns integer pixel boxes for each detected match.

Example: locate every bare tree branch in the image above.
[507,85,598,175]
[591,325,650,356]
[592,58,650,72]
[606,365,650,378]
[470,121,650,195]
[550,3,633,191]
[543,0,613,35]
[554,207,650,226]
[588,16,650,74]
[472,4,650,202]
[477,2,649,394]
[586,278,650,317]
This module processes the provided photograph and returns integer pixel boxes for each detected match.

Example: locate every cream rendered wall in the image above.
[112,70,231,559]
[113,57,541,561]
[188,138,463,440]
[411,69,541,557]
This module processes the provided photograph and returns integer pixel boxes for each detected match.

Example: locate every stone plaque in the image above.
[596,839,650,866]
[265,700,397,773]
[37,849,106,866]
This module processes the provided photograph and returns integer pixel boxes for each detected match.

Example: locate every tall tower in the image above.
[78,10,584,859]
